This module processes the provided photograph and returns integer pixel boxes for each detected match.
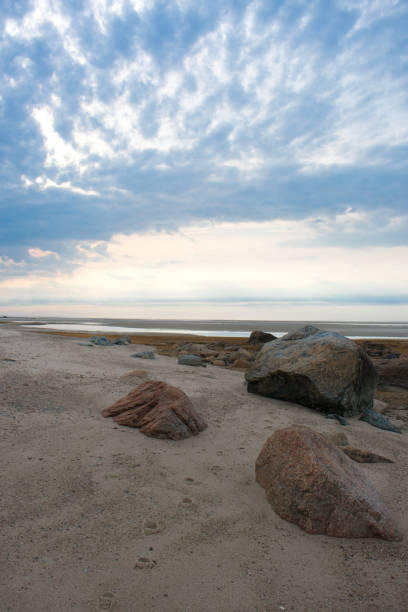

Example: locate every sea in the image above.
[5,316,408,339]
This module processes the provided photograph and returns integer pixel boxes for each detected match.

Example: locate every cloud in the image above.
[0,0,407,316]
[28,247,59,259]
[1,214,407,312]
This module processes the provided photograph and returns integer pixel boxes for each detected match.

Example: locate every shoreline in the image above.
[2,317,408,339]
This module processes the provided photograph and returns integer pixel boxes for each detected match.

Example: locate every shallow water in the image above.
[19,318,408,339]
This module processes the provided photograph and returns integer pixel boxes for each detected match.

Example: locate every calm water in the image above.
[15,317,408,339]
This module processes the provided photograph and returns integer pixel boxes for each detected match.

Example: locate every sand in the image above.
[1,325,407,612]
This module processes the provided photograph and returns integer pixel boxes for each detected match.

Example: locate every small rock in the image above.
[341,446,394,464]
[134,557,156,569]
[231,359,250,370]
[90,336,112,346]
[326,413,348,426]
[359,409,401,433]
[248,331,277,345]
[212,359,225,367]
[131,351,156,360]
[177,354,204,367]
[112,336,131,345]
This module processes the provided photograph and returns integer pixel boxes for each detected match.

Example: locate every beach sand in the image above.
[1,325,407,612]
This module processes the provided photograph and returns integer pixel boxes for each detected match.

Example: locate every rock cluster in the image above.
[90,335,130,346]
[102,380,207,440]
[255,426,401,540]
[246,326,377,417]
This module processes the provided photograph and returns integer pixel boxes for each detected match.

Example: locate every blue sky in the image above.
[0,0,407,320]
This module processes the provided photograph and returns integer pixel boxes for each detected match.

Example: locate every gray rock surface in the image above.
[359,409,401,433]
[131,351,156,360]
[178,354,204,367]
[246,327,377,417]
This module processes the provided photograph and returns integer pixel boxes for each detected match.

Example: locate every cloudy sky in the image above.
[0,0,407,320]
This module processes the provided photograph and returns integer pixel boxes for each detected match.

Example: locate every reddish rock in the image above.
[102,380,207,440]
[341,446,394,464]
[212,359,225,367]
[231,359,250,370]
[255,426,401,540]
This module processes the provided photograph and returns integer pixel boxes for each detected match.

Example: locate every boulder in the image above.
[248,331,277,345]
[102,380,207,440]
[255,426,401,540]
[246,328,377,417]
[178,354,204,367]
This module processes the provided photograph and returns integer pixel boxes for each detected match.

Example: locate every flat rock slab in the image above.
[131,351,156,360]
[255,426,401,540]
[246,327,377,417]
[102,380,207,440]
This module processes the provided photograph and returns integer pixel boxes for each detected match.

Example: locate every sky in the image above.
[0,0,407,321]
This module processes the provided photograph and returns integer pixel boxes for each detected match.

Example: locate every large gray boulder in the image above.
[246,327,377,416]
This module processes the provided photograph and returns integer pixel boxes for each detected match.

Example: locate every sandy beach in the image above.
[1,324,407,612]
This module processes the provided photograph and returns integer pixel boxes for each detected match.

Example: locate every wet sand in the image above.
[1,324,407,612]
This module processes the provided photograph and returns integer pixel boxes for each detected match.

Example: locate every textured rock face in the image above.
[375,354,408,390]
[246,329,377,416]
[102,381,207,440]
[248,331,277,344]
[255,426,401,540]
[281,324,320,341]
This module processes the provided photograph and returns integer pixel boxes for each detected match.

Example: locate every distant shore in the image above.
[2,317,408,339]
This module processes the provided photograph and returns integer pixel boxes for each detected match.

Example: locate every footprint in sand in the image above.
[134,557,157,569]
[181,497,193,506]
[184,477,194,483]
[143,518,161,535]
[98,592,115,610]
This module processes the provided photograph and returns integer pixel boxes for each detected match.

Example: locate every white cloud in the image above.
[28,248,59,259]
[22,174,99,196]
[2,214,406,305]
